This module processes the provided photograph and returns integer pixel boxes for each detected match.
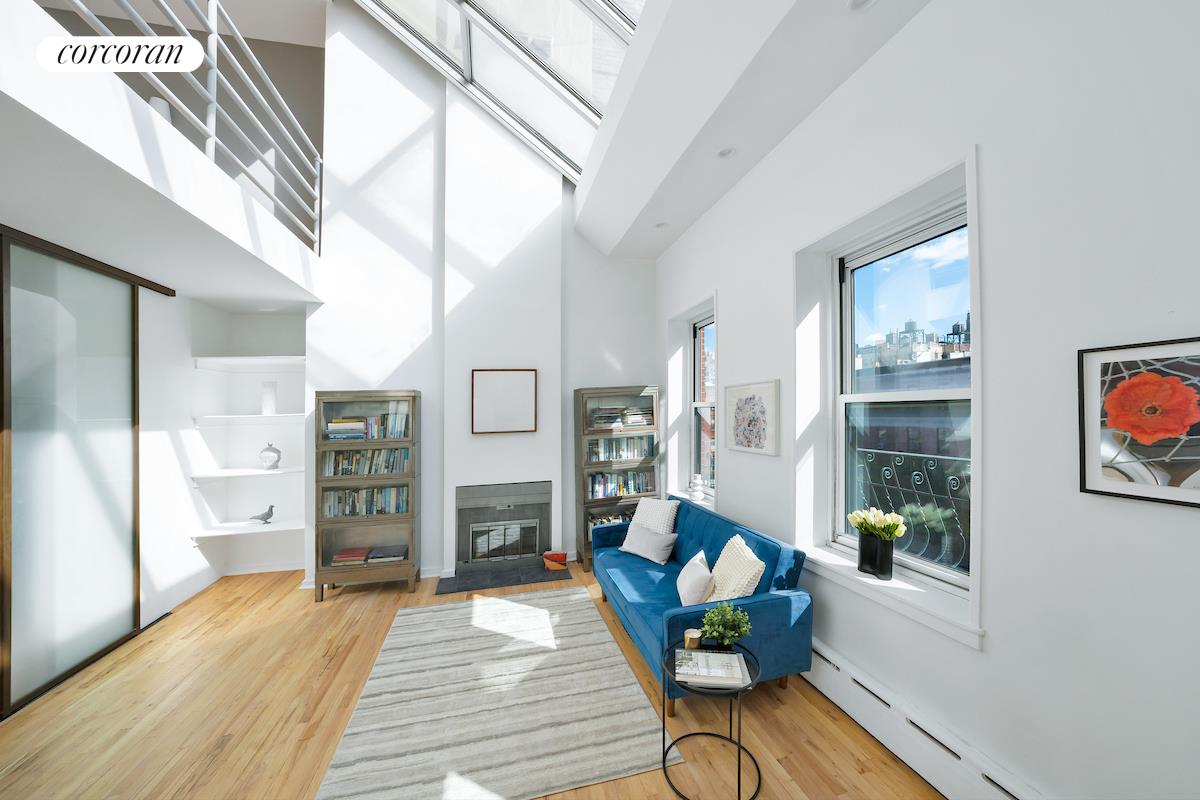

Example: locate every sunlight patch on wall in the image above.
[796,302,822,435]
[325,31,435,188]
[445,89,559,269]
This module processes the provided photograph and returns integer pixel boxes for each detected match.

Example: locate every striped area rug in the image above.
[318,587,676,800]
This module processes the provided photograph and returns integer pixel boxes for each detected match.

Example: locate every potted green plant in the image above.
[847,507,907,580]
[699,602,752,649]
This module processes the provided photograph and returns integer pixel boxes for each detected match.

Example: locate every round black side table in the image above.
[661,641,762,799]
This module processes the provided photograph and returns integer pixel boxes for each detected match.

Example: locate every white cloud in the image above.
[908,229,968,269]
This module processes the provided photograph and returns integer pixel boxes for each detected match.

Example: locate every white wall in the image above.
[442,88,565,572]
[316,0,657,580]
[138,296,224,624]
[314,0,447,581]
[561,186,658,553]
[653,1,1200,798]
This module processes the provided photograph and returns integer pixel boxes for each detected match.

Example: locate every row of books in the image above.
[588,470,653,500]
[587,510,634,539]
[588,406,655,430]
[324,401,409,440]
[322,486,409,518]
[322,448,410,477]
[586,435,655,463]
[330,544,409,567]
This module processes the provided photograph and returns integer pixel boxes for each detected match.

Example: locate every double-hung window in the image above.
[692,316,717,497]
[836,210,973,586]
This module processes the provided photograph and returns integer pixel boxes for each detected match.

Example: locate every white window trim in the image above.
[691,314,716,503]
[816,160,984,646]
[835,210,972,589]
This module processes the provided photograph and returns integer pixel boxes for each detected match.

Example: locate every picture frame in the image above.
[1078,336,1200,508]
[471,369,538,434]
[725,379,779,456]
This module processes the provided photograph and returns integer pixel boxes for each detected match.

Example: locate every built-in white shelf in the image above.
[192,519,305,539]
[193,355,305,373]
[194,413,305,428]
[190,467,304,481]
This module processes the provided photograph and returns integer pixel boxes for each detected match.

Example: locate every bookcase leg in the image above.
[407,577,417,593]
[315,583,324,603]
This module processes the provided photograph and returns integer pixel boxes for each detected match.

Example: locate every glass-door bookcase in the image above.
[574,385,660,570]
[314,390,420,600]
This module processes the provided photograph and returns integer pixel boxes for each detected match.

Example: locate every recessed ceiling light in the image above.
[848,0,878,11]
[654,222,669,229]
[717,147,736,159]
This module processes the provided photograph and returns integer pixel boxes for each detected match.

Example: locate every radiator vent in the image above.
[851,678,891,708]
[906,718,961,760]
[812,648,839,670]
[982,774,1021,800]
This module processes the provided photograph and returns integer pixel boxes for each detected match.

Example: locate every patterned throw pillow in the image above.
[630,498,679,537]
[705,535,766,602]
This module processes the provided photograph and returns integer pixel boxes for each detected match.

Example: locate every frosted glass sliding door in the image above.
[6,243,136,705]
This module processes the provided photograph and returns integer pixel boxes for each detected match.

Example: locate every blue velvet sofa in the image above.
[591,496,813,709]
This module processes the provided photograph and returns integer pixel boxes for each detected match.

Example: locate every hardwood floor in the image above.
[0,566,941,799]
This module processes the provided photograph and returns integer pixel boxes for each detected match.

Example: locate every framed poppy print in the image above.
[1079,337,1200,507]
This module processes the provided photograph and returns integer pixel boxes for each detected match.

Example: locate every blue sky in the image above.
[853,227,970,348]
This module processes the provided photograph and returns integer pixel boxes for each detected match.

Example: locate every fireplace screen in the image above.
[470,520,540,561]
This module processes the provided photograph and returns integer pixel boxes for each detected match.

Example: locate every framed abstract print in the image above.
[1079,337,1200,507]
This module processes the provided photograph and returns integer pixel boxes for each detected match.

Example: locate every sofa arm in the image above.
[590,521,630,551]
[662,589,814,682]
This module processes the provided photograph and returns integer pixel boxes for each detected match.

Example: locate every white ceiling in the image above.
[575,0,933,258]
[37,0,328,47]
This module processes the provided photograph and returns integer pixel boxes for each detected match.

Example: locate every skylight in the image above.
[360,0,637,181]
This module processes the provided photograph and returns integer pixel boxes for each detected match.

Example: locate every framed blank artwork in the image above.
[472,369,538,434]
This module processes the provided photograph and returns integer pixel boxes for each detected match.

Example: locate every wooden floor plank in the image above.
[0,566,941,800]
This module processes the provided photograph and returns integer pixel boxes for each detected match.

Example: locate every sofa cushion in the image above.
[630,497,679,536]
[706,535,766,601]
[593,547,681,653]
[672,501,780,595]
[676,550,712,606]
[619,523,677,565]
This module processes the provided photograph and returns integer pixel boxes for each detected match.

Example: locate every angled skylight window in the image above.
[472,0,626,113]
[607,0,645,26]
[357,0,638,181]
[377,0,466,65]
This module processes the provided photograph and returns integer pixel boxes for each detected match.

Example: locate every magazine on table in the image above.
[674,649,751,689]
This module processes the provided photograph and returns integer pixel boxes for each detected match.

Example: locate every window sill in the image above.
[803,546,984,650]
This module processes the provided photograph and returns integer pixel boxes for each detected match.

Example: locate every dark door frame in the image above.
[0,225,174,718]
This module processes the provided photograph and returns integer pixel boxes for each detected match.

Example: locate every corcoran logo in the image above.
[37,36,203,73]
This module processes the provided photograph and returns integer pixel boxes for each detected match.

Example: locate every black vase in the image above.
[857,535,893,580]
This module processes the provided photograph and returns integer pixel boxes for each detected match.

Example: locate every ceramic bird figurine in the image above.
[250,505,275,524]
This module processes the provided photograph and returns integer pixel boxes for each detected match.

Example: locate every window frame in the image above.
[833,208,973,589]
[691,314,716,501]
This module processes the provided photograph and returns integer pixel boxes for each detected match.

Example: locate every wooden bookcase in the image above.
[314,390,420,600]
[573,385,660,571]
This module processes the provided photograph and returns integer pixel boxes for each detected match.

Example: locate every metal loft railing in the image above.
[57,0,322,249]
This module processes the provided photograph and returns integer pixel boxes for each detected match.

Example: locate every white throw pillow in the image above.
[630,498,679,537]
[676,551,713,606]
[619,523,677,565]
[705,535,766,602]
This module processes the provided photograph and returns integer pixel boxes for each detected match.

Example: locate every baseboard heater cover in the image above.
[804,637,1043,800]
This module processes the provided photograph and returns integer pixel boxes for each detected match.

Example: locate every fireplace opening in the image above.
[455,481,552,568]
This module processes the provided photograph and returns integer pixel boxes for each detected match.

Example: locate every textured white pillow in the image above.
[705,535,766,602]
[620,523,677,565]
[676,551,713,606]
[630,498,679,537]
